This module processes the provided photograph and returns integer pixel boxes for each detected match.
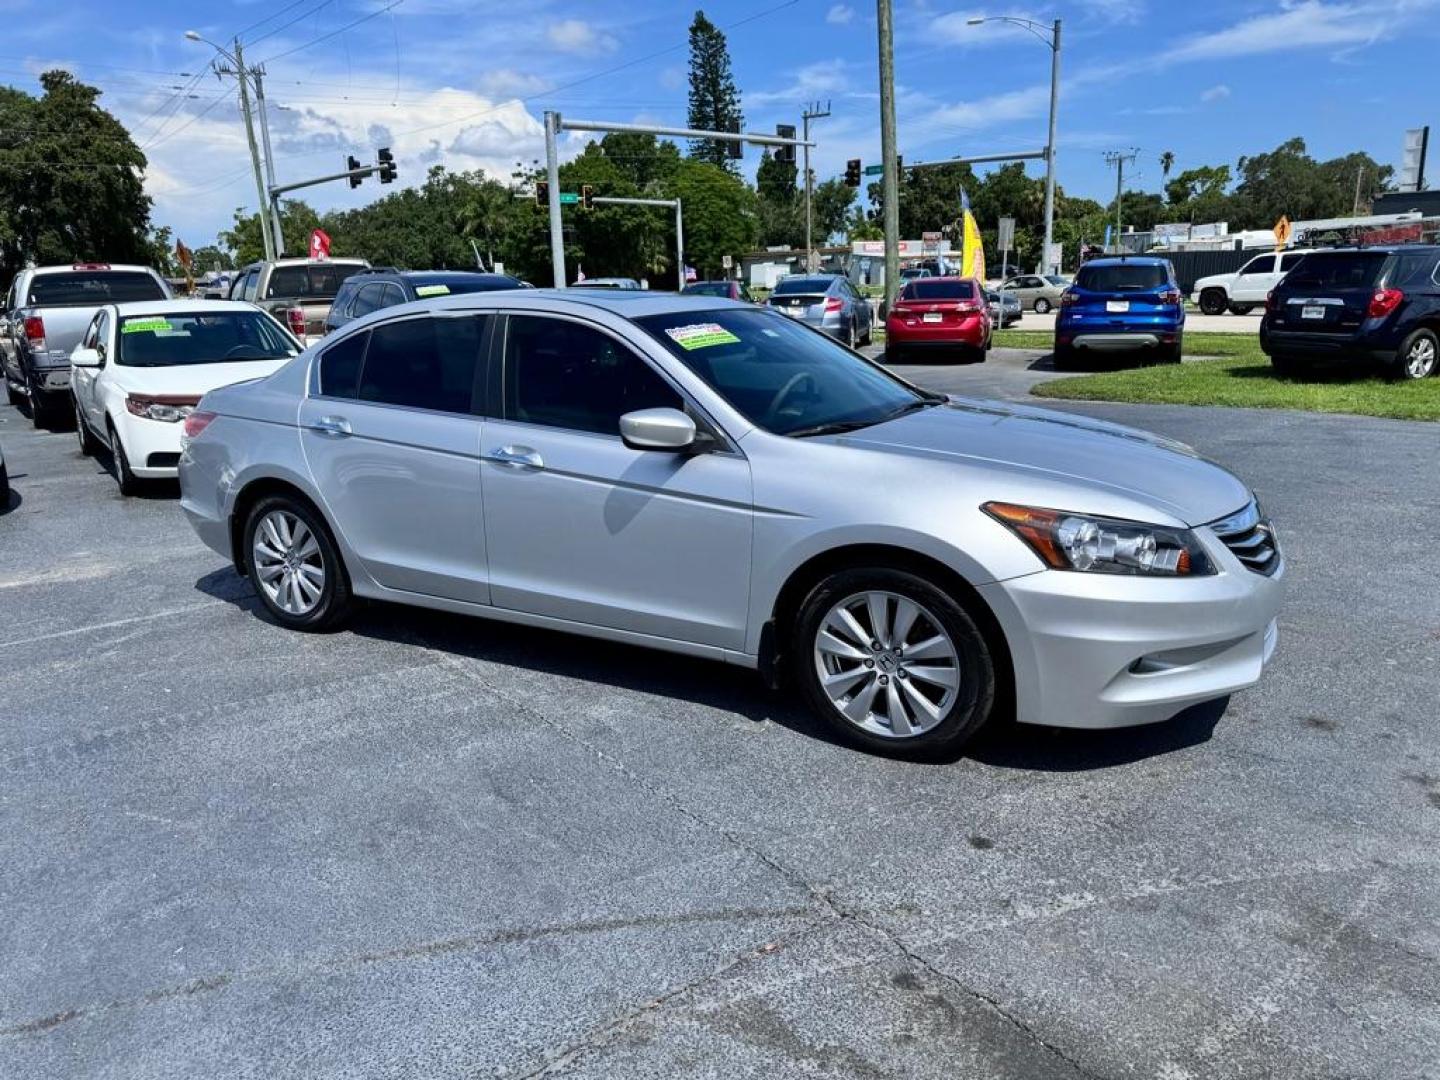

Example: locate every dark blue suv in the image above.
[1054,256,1185,368]
[325,269,527,334]
[1260,246,1440,380]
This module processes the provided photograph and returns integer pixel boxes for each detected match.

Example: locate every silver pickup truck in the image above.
[2,263,171,427]
[227,257,369,345]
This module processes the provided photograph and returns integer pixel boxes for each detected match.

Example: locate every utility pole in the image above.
[876,0,900,310]
[229,39,274,262]
[1351,164,1365,216]
[251,63,286,258]
[802,101,830,272]
[1104,149,1137,252]
[1042,19,1061,273]
[543,110,565,287]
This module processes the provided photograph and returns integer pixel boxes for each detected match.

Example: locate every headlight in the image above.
[984,502,1215,576]
[125,395,196,423]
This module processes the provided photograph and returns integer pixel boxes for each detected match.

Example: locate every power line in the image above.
[246,0,337,50]
[259,0,405,65]
[233,0,319,43]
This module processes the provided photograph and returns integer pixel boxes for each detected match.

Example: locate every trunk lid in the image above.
[19,306,100,367]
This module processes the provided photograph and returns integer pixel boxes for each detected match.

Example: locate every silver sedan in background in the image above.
[180,289,1283,757]
[985,288,1024,327]
[764,274,875,349]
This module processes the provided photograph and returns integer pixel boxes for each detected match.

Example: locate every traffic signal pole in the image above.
[591,196,684,290]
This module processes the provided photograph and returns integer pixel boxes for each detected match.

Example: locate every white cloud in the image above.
[545,18,618,56]
[929,83,1052,131]
[747,59,855,106]
[826,4,855,24]
[658,65,685,91]
[1200,83,1231,102]
[475,69,550,100]
[1161,1,1394,63]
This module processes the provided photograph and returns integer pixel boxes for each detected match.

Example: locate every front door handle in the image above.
[311,415,351,437]
[487,445,544,469]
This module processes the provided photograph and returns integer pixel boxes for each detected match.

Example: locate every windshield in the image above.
[636,307,928,437]
[116,311,301,367]
[903,280,975,300]
[1076,263,1168,292]
[1044,275,1070,286]
[772,277,835,295]
[1284,252,1389,288]
[265,263,366,299]
[28,271,166,306]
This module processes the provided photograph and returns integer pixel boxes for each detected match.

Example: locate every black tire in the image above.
[1270,352,1305,377]
[5,380,21,407]
[30,386,61,429]
[1033,297,1052,314]
[1392,328,1439,381]
[74,398,101,456]
[1157,340,1182,364]
[792,567,996,759]
[243,494,354,632]
[860,316,873,347]
[108,422,141,496]
[1051,344,1076,370]
[1199,289,1228,316]
[1228,303,1256,316]
[846,320,857,350]
[0,462,9,507]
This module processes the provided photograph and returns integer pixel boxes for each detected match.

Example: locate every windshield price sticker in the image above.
[665,323,739,350]
[414,284,450,297]
[121,318,173,334]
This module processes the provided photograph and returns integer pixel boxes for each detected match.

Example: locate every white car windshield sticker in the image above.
[414,284,450,297]
[665,323,740,350]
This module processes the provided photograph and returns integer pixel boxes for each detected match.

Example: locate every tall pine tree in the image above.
[686,11,743,174]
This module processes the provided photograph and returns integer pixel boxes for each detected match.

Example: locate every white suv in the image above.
[1192,250,1312,315]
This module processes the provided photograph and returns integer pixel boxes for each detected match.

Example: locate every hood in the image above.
[837,397,1250,526]
[107,358,292,399]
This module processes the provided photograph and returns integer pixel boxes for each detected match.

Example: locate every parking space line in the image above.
[0,602,226,650]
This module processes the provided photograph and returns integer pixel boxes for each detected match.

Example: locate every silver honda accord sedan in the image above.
[178,290,1284,757]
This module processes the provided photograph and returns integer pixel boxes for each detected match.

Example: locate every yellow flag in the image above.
[961,210,987,281]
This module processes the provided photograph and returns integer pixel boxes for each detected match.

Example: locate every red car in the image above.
[885,276,992,362]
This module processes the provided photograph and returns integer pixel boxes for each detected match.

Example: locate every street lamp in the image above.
[184,30,277,261]
[967,15,1061,274]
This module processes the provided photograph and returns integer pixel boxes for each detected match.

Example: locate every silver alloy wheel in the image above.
[252,509,325,616]
[813,590,960,739]
[1404,336,1436,379]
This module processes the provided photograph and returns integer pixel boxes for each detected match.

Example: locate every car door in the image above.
[1232,255,1277,302]
[297,313,491,603]
[481,312,753,650]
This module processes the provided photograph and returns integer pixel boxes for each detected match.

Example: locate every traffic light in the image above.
[377,146,396,184]
[775,124,796,164]
[534,180,549,206]
[727,119,743,160]
[581,184,593,210]
[895,154,904,174]
[347,155,362,189]
[844,158,861,187]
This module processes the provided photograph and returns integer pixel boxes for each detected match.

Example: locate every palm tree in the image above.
[1160,151,1175,182]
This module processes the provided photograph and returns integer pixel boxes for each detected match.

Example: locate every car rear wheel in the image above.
[244,495,353,631]
[30,386,62,429]
[5,380,22,407]
[845,320,857,350]
[1051,344,1076,370]
[1228,303,1256,316]
[1394,329,1438,381]
[793,568,996,758]
[1033,298,1052,314]
[1199,289,1228,316]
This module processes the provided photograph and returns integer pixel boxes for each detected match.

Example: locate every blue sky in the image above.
[4,0,1435,245]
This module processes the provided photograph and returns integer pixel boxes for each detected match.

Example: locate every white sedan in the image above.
[71,301,302,494]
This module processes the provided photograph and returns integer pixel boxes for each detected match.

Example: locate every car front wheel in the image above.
[1199,289,1228,316]
[244,495,353,631]
[793,568,996,758]
[1033,298,1052,314]
[1395,329,1438,380]
[107,422,140,496]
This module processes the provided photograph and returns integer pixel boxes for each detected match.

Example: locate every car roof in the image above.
[1288,245,1440,256]
[342,288,747,322]
[1081,256,1171,267]
[29,263,157,276]
[109,300,263,316]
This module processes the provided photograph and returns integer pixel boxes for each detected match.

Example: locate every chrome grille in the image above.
[1208,502,1280,576]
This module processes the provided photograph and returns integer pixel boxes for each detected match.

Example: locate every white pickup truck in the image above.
[2,263,171,427]
[1191,250,1313,315]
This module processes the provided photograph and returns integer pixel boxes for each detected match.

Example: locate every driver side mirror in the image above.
[620,407,699,452]
[71,347,102,368]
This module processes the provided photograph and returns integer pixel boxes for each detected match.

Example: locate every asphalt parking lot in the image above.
[2,348,1437,1079]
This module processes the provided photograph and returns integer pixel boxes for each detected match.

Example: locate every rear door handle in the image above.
[487,445,544,469]
[311,415,351,437]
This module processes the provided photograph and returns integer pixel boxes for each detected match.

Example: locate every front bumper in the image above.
[115,412,186,478]
[979,538,1284,730]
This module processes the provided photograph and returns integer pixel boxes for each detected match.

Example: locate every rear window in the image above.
[903,280,976,300]
[28,271,166,306]
[1285,252,1388,288]
[265,263,367,300]
[406,275,524,296]
[773,277,834,295]
[683,282,732,297]
[1075,263,1169,292]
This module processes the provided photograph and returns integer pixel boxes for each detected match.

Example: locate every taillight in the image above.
[23,315,45,342]
[1368,288,1403,318]
[955,300,982,313]
[1059,291,1079,307]
[286,306,307,336]
[183,410,217,440]
[1158,288,1181,305]
[1265,290,1277,313]
[823,297,843,313]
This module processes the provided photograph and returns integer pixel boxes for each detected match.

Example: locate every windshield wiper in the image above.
[788,397,940,438]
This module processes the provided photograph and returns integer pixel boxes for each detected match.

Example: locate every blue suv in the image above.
[325,269,527,334]
[1054,256,1185,368]
[1260,246,1440,380]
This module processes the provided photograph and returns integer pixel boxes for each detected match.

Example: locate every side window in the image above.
[381,284,407,308]
[317,331,368,399]
[503,315,681,436]
[1239,257,1273,276]
[1279,253,1304,272]
[349,283,389,319]
[358,316,486,414]
[81,314,100,349]
[95,311,111,360]
[240,270,260,302]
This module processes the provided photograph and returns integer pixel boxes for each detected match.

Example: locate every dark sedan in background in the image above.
[764,274,874,348]
[325,270,526,333]
[683,280,756,302]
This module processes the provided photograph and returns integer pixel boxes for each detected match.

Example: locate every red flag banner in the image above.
[309,228,332,260]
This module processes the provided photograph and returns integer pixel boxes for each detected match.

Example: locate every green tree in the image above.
[1160,150,1175,182]
[811,178,855,243]
[0,71,153,280]
[596,131,682,191]
[686,11,743,174]
[754,150,801,248]
[191,245,233,273]
[668,159,757,277]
